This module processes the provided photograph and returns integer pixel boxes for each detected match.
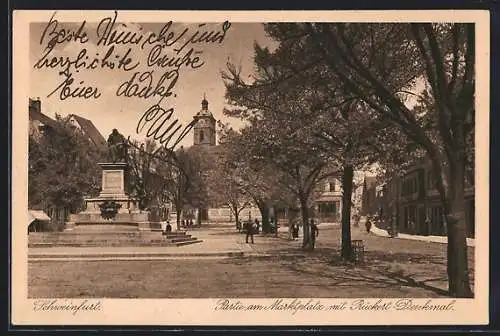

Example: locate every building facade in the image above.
[362,157,475,238]
[29,98,58,139]
[312,177,342,222]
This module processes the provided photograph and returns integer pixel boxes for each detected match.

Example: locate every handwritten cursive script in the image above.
[33,10,232,150]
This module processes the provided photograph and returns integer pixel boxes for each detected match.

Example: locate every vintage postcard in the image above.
[12,10,489,326]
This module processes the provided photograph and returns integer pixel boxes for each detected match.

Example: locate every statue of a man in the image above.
[107,129,128,162]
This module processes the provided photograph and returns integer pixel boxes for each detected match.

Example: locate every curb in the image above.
[28,251,246,259]
[369,224,475,247]
[27,250,314,262]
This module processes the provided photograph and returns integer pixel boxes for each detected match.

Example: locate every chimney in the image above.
[29,97,41,113]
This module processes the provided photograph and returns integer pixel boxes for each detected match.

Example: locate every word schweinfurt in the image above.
[33,299,102,315]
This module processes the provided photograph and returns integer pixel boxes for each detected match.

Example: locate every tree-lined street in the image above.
[29,225,474,298]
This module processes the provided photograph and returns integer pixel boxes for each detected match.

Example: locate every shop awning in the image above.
[28,210,51,225]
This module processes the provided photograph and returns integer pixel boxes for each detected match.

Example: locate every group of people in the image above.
[162,219,197,233]
[289,219,319,248]
[181,219,196,228]
[244,219,261,244]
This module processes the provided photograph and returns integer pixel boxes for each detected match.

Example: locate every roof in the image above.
[196,109,215,118]
[69,114,108,151]
[28,210,51,225]
[195,97,215,119]
[29,108,59,129]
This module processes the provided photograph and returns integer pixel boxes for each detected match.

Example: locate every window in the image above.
[329,181,336,192]
[199,130,205,142]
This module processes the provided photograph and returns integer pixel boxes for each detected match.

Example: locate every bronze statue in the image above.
[107,129,128,163]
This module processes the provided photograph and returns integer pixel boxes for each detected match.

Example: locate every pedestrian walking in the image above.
[365,217,372,233]
[310,218,319,249]
[254,219,260,234]
[245,221,254,244]
[165,221,172,233]
[181,219,186,228]
[423,216,431,236]
[292,222,299,240]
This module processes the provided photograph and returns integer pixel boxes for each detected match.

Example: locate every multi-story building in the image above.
[29,98,107,153]
[312,177,342,222]
[362,156,475,238]
[29,98,58,139]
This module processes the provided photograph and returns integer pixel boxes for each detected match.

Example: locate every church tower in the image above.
[193,95,216,146]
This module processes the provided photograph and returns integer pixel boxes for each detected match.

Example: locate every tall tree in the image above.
[28,115,103,229]
[206,148,252,229]
[298,22,474,297]
[224,44,392,258]
[222,66,339,248]
[160,146,208,230]
[218,124,293,233]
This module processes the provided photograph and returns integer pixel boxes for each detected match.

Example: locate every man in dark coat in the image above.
[245,221,254,244]
[310,219,319,249]
[254,219,260,234]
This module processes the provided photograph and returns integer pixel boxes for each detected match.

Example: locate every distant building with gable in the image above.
[29,98,107,152]
[68,114,108,152]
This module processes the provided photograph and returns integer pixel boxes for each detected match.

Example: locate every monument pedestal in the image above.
[65,162,147,232]
[39,162,202,247]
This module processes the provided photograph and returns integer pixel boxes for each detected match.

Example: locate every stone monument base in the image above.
[28,162,202,247]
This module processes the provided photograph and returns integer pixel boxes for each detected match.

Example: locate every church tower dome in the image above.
[193,94,216,146]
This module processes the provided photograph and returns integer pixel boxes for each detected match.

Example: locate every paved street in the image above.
[28,224,474,298]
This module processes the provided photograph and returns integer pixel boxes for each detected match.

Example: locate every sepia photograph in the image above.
[12,10,489,325]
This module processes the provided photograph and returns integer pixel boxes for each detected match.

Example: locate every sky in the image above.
[29,14,278,148]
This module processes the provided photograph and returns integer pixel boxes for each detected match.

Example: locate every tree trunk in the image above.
[341,165,354,262]
[197,208,202,227]
[274,207,279,237]
[175,205,182,231]
[254,198,270,233]
[260,203,270,233]
[299,192,311,249]
[234,209,240,230]
[445,154,473,298]
[229,203,239,229]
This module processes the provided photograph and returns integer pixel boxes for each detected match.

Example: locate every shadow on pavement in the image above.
[206,231,242,236]
[220,246,456,297]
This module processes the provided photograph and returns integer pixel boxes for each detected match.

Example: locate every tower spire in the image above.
[201,93,208,110]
